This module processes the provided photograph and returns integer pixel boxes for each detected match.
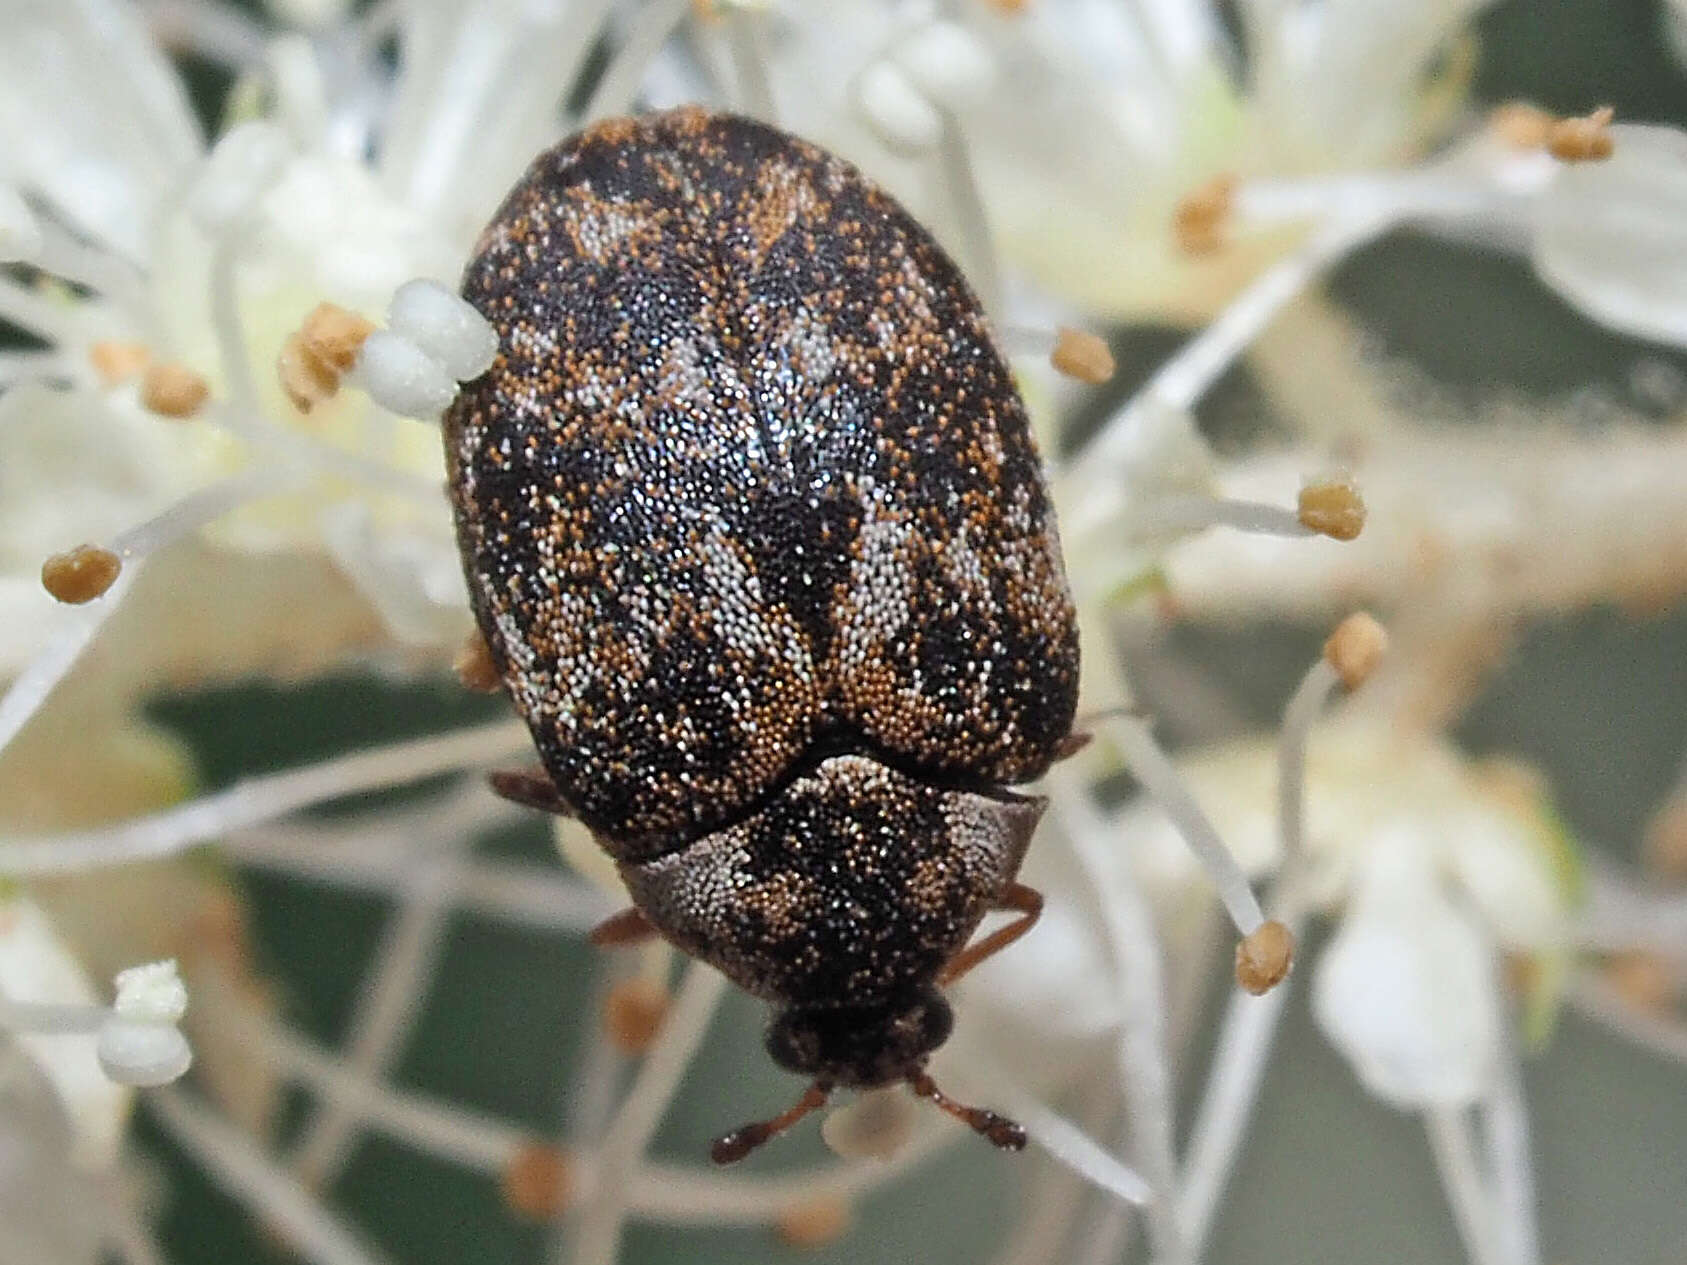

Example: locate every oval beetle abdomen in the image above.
[444,107,1080,1162]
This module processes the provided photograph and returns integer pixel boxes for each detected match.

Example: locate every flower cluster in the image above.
[2,2,1686,1264]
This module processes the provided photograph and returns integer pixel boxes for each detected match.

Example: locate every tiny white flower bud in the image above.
[854,61,944,155]
[98,1020,193,1087]
[188,121,291,231]
[388,279,499,381]
[97,960,192,1087]
[111,959,188,1025]
[350,329,460,419]
[0,183,43,265]
[893,21,995,110]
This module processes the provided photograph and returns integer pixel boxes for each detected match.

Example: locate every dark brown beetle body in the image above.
[443,108,1079,1160]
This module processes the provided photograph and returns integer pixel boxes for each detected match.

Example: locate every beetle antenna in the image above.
[711,1082,831,1164]
[908,1071,1026,1151]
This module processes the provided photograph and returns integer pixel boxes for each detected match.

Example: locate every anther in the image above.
[1297,477,1366,541]
[1546,106,1615,163]
[42,545,122,604]
[140,363,211,418]
[1174,175,1236,255]
[501,1143,574,1220]
[1051,327,1116,385]
[453,631,503,693]
[602,977,670,1054]
[301,302,376,372]
[1322,612,1388,691]
[89,340,151,386]
[278,332,337,413]
[1488,102,1555,150]
[776,1197,852,1249]
[1234,919,1295,995]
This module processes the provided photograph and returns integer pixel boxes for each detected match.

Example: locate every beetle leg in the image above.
[1053,731,1092,761]
[488,766,571,815]
[589,906,659,947]
[710,1081,832,1164]
[937,883,1044,986]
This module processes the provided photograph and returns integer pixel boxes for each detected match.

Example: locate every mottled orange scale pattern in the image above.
[444,108,1078,862]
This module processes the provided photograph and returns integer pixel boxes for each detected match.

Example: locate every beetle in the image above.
[442,107,1080,1163]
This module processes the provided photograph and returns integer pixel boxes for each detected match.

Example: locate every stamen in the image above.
[504,1144,576,1220]
[239,1010,533,1173]
[1079,210,1399,468]
[1106,716,1267,935]
[1233,921,1294,995]
[1126,493,1315,540]
[288,844,468,1191]
[1050,327,1117,386]
[278,332,338,413]
[138,362,211,418]
[89,340,152,386]
[1546,106,1615,163]
[585,0,692,122]
[1297,477,1367,540]
[1,960,193,1087]
[1046,770,1183,1257]
[725,5,777,120]
[151,1088,385,1265]
[1425,1107,1507,1265]
[776,1196,852,1249]
[602,976,671,1054]
[1481,1024,1544,1265]
[1321,611,1389,691]
[42,545,122,604]
[933,115,1003,317]
[280,301,377,413]
[570,964,729,1261]
[1173,174,1236,255]
[0,719,531,876]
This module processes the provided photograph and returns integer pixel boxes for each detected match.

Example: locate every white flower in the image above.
[0,898,129,1168]
[1534,124,1687,348]
[1312,829,1503,1109]
[1119,716,1573,1106]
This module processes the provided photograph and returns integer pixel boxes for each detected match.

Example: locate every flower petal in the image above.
[1312,834,1500,1109]
[1534,125,1687,348]
[0,898,129,1168]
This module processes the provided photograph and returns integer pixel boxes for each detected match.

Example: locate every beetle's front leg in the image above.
[488,766,572,815]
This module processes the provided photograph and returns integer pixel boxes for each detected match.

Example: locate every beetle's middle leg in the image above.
[589,906,659,947]
[938,883,1044,986]
[488,766,571,814]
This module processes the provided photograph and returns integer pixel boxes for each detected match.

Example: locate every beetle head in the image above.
[765,985,953,1088]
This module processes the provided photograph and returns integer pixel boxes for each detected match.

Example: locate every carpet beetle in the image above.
[444,108,1080,1162]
